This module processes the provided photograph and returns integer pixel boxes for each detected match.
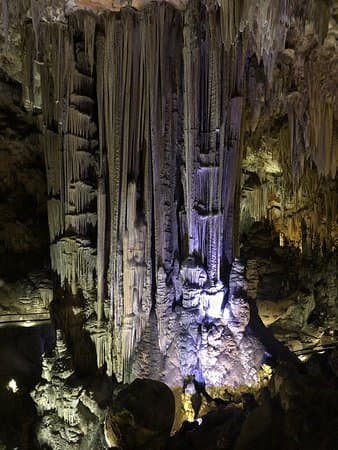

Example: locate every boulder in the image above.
[105,379,175,449]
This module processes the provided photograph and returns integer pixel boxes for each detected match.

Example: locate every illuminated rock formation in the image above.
[0,1,337,447]
[1,0,335,381]
[31,330,106,449]
[6,0,255,385]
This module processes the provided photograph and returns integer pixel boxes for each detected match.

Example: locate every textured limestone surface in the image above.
[0,1,336,448]
[0,272,52,325]
[1,0,336,378]
[131,259,265,389]
[31,330,108,449]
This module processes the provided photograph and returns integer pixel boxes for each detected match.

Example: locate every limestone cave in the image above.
[0,1,337,449]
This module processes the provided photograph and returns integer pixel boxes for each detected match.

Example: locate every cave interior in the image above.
[0,1,337,449]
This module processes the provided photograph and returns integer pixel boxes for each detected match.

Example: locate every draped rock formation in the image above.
[1,0,337,395]
[8,0,263,386]
[1,1,337,449]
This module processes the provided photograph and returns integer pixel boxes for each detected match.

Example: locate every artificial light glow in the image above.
[7,378,19,393]
[23,320,33,327]
[182,393,195,422]
[259,364,273,383]
[196,418,203,425]
[279,232,285,247]
[206,291,224,318]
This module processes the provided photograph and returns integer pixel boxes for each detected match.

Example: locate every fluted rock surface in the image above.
[0,0,336,405]
[3,0,254,384]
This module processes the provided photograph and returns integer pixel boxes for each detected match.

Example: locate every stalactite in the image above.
[65,148,96,182]
[1,0,8,35]
[23,24,36,109]
[67,181,96,214]
[222,95,244,262]
[218,0,242,50]
[308,67,336,179]
[30,0,42,57]
[72,69,94,96]
[183,1,201,256]
[67,108,94,139]
[83,14,96,74]
[65,212,97,235]
[97,17,122,331]
[47,198,64,242]
[44,130,63,196]
[64,134,91,154]
[51,237,96,295]
[96,175,106,323]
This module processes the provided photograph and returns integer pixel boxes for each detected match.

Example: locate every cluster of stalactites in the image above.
[241,129,336,253]
[92,2,249,379]
[19,0,338,383]
[26,15,99,300]
[239,0,337,254]
[50,237,96,294]
[18,1,260,381]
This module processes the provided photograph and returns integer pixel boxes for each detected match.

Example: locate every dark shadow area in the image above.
[0,324,55,449]
[0,94,50,282]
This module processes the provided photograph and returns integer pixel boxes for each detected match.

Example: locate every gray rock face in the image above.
[0,71,52,333]
[241,222,337,359]
[0,93,50,273]
[0,271,53,326]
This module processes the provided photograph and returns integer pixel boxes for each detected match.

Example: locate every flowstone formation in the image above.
[1,0,273,387]
[0,0,337,447]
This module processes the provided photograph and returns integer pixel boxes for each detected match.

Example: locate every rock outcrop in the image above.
[31,330,108,449]
[105,378,175,450]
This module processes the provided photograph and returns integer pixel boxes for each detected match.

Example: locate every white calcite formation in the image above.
[31,330,105,449]
[2,0,336,392]
[17,0,253,386]
[132,259,264,388]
